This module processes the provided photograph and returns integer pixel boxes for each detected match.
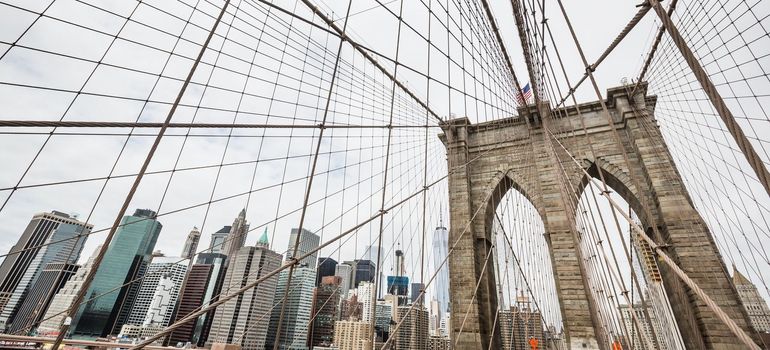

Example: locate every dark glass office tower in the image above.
[315,257,338,287]
[68,209,161,338]
[0,211,90,331]
[7,262,78,334]
[352,259,376,288]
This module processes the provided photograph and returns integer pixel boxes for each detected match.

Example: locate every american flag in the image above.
[516,83,532,106]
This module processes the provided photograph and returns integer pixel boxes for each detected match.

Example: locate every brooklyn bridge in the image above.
[0,0,767,349]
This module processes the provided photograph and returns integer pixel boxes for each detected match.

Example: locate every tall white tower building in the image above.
[431,223,450,319]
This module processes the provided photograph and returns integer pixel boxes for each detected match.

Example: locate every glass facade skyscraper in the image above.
[432,225,449,316]
[0,211,90,331]
[68,209,161,338]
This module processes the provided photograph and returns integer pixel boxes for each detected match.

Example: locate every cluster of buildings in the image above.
[0,210,456,350]
[2,209,767,349]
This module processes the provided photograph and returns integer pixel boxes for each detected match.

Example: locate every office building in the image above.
[310,276,342,348]
[222,209,249,259]
[0,211,91,330]
[7,262,78,334]
[357,282,376,324]
[37,247,99,336]
[349,260,376,290]
[411,283,425,305]
[287,228,320,270]
[499,296,544,350]
[208,236,281,350]
[429,299,441,336]
[734,265,770,333]
[386,276,408,306]
[126,256,188,327]
[363,245,385,299]
[340,292,362,321]
[427,335,450,350]
[181,227,201,260]
[316,257,338,287]
[385,250,408,306]
[335,263,354,297]
[69,208,162,337]
[391,305,429,350]
[209,226,229,255]
[431,224,449,320]
[333,320,371,350]
[266,267,316,350]
[167,252,227,347]
[373,300,392,342]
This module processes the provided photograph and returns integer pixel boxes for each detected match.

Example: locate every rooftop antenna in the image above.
[439,202,444,228]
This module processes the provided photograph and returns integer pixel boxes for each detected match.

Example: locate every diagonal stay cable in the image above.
[48,1,232,348]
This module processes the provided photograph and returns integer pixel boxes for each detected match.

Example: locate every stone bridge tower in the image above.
[440,85,754,349]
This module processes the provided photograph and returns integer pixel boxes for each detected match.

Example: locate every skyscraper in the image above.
[125,256,188,327]
[7,262,78,334]
[37,247,100,336]
[181,227,201,260]
[286,228,320,269]
[363,245,384,297]
[0,211,91,330]
[733,265,770,333]
[386,250,408,306]
[316,257,338,287]
[167,252,227,347]
[340,292,363,321]
[357,282,376,324]
[69,208,162,338]
[267,228,321,350]
[392,305,429,350]
[222,209,249,260]
[431,224,449,319]
[309,276,342,347]
[333,320,371,350]
[335,262,354,297]
[208,235,280,350]
[347,260,376,289]
[411,283,425,305]
[266,267,316,350]
[209,226,229,255]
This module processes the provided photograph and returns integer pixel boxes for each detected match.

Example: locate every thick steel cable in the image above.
[298,0,443,125]
[542,16,661,346]
[646,0,770,197]
[634,0,679,96]
[366,0,405,347]
[545,126,762,350]
[548,4,654,110]
[0,120,432,129]
[47,0,232,348]
[269,0,352,347]
[126,133,522,349]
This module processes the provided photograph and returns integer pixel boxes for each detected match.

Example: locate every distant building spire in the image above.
[257,227,269,247]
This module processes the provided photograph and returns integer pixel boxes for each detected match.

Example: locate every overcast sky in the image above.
[0,0,768,334]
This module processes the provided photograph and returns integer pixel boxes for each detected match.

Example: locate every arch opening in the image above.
[484,171,565,347]
[574,162,687,350]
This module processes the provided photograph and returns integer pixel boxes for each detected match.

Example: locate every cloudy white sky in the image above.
[0,0,768,335]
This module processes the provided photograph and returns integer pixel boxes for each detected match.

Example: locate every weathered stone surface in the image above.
[441,85,754,350]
